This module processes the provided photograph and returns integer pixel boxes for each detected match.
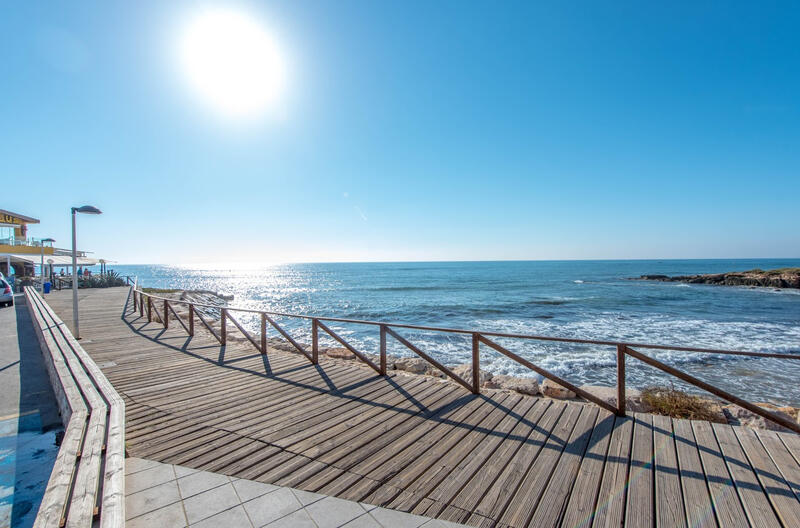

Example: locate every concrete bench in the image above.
[24,286,125,528]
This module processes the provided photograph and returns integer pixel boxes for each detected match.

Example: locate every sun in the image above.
[178,8,286,119]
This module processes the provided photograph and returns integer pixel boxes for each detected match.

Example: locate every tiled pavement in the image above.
[125,458,468,528]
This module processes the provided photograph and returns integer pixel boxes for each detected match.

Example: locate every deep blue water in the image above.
[114,259,800,404]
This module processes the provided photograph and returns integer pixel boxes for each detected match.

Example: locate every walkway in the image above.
[0,295,63,528]
[45,287,800,528]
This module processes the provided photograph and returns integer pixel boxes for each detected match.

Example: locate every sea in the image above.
[113,259,800,405]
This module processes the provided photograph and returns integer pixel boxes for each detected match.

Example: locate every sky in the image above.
[2,1,799,265]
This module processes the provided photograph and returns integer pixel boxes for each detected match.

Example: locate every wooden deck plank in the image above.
[625,412,655,528]
[652,414,687,528]
[672,419,718,528]
[560,409,615,528]
[691,420,750,528]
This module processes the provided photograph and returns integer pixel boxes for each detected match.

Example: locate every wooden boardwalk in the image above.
[45,287,800,528]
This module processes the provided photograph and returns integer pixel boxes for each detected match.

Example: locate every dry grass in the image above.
[641,385,720,421]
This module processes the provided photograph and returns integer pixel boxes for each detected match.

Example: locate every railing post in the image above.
[380,325,387,375]
[164,299,169,329]
[617,344,626,416]
[132,290,137,312]
[140,293,144,317]
[188,304,194,336]
[312,319,319,364]
[147,296,152,322]
[220,309,227,345]
[260,313,267,355]
[472,333,480,395]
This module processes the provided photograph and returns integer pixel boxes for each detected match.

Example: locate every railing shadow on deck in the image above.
[119,308,578,450]
[128,285,800,435]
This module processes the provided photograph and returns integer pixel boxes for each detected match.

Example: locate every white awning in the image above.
[0,253,99,266]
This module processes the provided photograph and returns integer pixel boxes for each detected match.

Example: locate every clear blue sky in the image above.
[2,1,798,264]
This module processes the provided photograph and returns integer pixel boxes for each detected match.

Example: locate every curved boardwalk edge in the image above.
[24,286,125,528]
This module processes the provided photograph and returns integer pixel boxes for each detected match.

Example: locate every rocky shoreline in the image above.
[633,267,800,289]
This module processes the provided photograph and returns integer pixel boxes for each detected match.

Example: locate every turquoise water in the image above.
[116,259,800,404]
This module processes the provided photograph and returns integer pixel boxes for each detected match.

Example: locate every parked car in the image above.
[0,277,12,307]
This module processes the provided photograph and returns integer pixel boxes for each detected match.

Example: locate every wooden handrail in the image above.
[130,289,798,358]
[132,287,800,431]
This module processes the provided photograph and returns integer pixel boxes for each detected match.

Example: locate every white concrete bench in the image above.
[24,287,125,528]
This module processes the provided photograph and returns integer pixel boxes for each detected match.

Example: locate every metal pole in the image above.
[40,245,44,293]
[71,209,80,339]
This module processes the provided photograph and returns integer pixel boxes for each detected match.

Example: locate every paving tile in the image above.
[291,487,325,506]
[125,457,161,476]
[359,502,378,512]
[243,487,303,527]
[341,513,382,527]
[369,507,430,528]
[233,478,279,502]
[183,483,242,524]
[262,508,317,528]
[191,505,253,528]
[175,464,201,478]
[178,469,231,498]
[305,496,368,528]
[126,480,182,520]
[127,501,187,528]
[126,462,177,494]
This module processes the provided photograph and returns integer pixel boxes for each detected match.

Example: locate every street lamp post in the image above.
[71,205,102,339]
[40,238,55,293]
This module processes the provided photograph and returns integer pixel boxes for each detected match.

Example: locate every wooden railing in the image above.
[130,287,800,434]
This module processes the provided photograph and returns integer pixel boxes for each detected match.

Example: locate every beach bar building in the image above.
[0,208,98,279]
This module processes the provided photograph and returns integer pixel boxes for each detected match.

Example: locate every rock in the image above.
[578,385,645,411]
[326,347,355,360]
[632,268,800,289]
[493,375,539,396]
[541,379,576,399]
[425,366,446,379]
[394,357,429,374]
[451,363,493,388]
[384,355,400,370]
[722,403,796,431]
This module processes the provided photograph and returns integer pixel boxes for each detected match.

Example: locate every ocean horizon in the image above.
[116,258,800,404]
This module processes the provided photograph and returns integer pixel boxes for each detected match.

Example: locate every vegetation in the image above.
[79,270,127,288]
[641,385,720,421]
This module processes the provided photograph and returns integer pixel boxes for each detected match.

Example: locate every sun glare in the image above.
[178,8,286,119]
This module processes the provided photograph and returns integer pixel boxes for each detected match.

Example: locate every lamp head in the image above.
[72,205,102,215]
